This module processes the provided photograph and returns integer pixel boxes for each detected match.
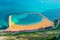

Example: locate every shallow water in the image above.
[11,13,42,25]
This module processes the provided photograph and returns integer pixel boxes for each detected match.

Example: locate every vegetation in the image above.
[0,18,60,40]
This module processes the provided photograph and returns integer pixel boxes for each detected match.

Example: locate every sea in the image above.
[0,0,60,29]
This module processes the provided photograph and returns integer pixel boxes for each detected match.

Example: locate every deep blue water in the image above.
[42,9,60,21]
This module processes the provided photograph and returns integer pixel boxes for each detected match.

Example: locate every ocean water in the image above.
[0,0,60,29]
[11,13,42,25]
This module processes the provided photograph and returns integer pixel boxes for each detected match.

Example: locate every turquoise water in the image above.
[12,14,42,25]
[0,0,60,29]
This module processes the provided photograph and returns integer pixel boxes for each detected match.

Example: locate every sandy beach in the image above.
[6,18,53,31]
